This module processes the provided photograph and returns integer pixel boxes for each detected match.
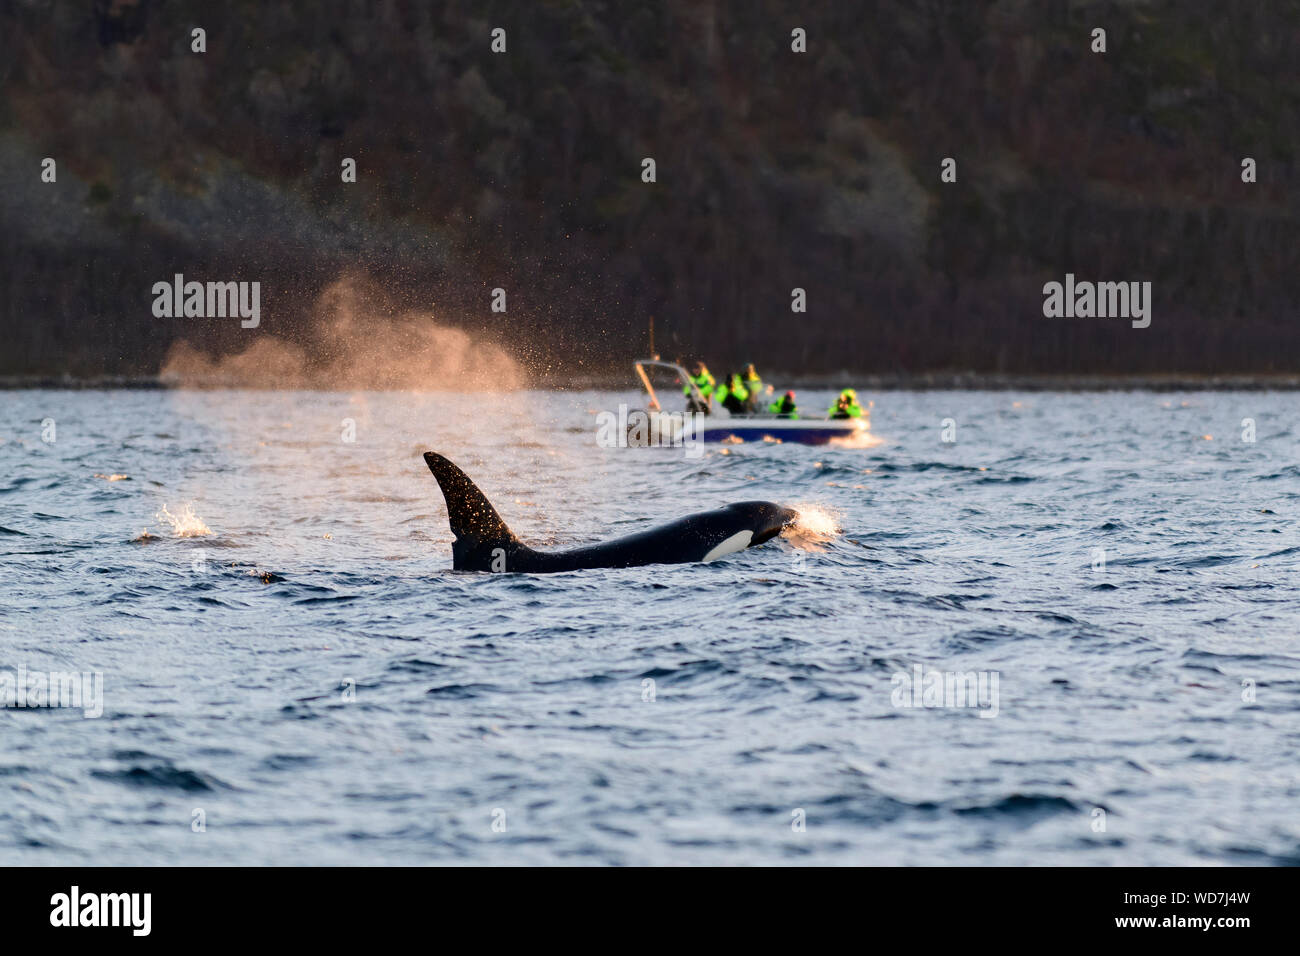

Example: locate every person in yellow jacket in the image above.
[828,388,865,419]
[682,362,715,413]
[742,363,764,413]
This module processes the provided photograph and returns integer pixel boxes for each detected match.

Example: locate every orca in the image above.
[423,452,796,572]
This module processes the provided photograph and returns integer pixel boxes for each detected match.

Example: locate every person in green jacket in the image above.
[828,388,865,419]
[768,390,799,418]
[682,362,715,413]
[717,372,750,415]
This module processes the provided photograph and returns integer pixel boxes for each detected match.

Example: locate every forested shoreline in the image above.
[2,1,1296,381]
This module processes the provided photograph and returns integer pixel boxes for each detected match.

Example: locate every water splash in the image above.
[159,274,523,390]
[829,430,884,449]
[156,503,211,537]
[782,503,842,551]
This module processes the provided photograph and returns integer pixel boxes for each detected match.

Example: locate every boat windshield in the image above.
[633,359,696,411]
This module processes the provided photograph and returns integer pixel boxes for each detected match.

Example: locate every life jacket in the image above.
[769,396,798,418]
[683,371,715,399]
[719,377,749,414]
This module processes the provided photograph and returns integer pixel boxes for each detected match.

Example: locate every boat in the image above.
[632,359,868,446]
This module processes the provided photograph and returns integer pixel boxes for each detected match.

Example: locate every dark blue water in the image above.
[2,389,1298,864]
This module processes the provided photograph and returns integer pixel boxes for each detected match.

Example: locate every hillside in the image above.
[1,0,1297,382]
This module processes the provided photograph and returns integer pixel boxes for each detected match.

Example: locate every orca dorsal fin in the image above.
[423,452,520,566]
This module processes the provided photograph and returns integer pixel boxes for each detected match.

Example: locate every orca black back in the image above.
[422,452,795,573]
